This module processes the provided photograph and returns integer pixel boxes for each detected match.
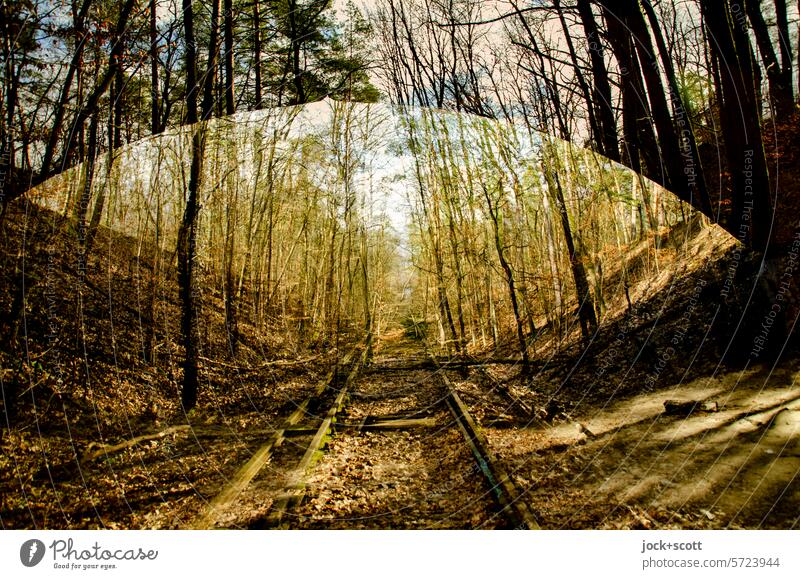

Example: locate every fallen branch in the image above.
[80,424,300,465]
[81,425,191,463]
[198,354,322,372]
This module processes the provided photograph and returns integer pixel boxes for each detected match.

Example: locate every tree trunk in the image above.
[482,185,530,371]
[224,0,235,115]
[223,135,239,356]
[641,0,713,217]
[544,150,597,340]
[432,239,459,354]
[150,0,161,134]
[576,0,620,162]
[771,0,793,102]
[178,0,203,411]
[700,0,792,364]
[143,197,162,364]
[289,1,306,104]
[253,0,264,109]
[113,66,123,148]
[553,0,601,160]
[85,74,117,254]
[622,0,684,192]
[360,227,373,361]
[75,112,98,249]
[201,0,221,121]
[746,0,794,117]
[600,2,661,183]
[541,188,563,333]
[2,30,22,173]
[39,0,93,181]
[700,0,772,252]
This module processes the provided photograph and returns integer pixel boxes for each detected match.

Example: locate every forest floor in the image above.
[1,202,798,529]
[478,362,800,529]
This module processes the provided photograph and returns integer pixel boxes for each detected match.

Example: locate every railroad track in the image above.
[189,345,366,529]
[439,371,539,529]
[192,339,538,529]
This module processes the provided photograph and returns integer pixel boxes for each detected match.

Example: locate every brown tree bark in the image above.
[623,0,688,199]
[150,0,161,134]
[553,0,601,159]
[576,0,620,162]
[253,0,264,109]
[746,0,794,118]
[700,0,772,251]
[201,0,221,121]
[641,0,713,217]
[178,0,203,411]
[224,0,235,115]
[599,2,661,184]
